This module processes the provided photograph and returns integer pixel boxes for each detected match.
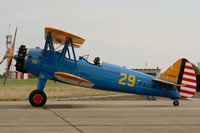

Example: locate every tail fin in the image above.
[160,58,197,99]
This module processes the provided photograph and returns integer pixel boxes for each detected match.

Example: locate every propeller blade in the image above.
[0,57,6,64]
[3,57,12,86]
[11,28,17,51]
[3,28,17,86]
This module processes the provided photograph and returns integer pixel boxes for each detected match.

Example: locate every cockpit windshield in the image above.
[79,54,89,60]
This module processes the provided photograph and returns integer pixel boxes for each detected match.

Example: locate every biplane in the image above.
[1,27,197,107]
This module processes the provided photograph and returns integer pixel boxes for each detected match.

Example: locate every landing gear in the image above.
[29,90,47,107]
[173,99,179,106]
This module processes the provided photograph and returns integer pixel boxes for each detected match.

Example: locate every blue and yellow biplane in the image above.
[2,27,197,107]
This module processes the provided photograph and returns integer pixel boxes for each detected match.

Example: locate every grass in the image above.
[0,79,119,101]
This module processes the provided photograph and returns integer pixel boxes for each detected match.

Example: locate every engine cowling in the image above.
[14,45,27,73]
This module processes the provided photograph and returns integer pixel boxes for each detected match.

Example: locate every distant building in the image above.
[3,71,15,79]
[132,68,161,77]
[3,71,30,80]
[15,72,30,79]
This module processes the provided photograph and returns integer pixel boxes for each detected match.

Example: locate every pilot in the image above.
[93,57,100,65]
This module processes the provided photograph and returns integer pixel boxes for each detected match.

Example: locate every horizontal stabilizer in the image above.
[55,72,94,88]
[153,78,182,86]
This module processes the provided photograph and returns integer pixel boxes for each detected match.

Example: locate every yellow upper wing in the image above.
[45,27,85,48]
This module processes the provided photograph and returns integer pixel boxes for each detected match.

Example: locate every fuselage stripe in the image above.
[185,62,192,67]
[183,75,196,80]
[183,72,196,77]
[182,77,196,83]
[180,89,195,95]
[184,69,195,74]
[183,84,196,89]
[180,86,196,92]
[185,66,194,70]
[180,92,193,97]
[182,80,196,86]
[181,95,189,99]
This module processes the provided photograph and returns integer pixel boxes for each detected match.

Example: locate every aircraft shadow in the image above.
[0,104,90,109]
[43,104,91,109]
[0,102,187,109]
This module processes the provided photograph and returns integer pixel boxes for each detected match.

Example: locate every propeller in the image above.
[3,28,17,86]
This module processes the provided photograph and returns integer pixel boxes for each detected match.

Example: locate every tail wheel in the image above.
[29,90,47,107]
[173,100,179,106]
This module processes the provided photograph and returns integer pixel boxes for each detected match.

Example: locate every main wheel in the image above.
[173,100,179,106]
[29,90,47,107]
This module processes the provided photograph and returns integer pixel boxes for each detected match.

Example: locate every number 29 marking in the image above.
[118,73,136,87]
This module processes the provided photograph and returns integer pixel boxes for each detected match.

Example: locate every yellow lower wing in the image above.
[55,72,94,88]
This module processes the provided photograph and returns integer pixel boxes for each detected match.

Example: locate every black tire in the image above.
[29,90,47,107]
[173,100,179,106]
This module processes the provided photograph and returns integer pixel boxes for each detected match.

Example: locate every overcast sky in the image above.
[0,0,200,74]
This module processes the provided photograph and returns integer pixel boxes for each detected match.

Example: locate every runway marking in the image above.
[43,107,85,133]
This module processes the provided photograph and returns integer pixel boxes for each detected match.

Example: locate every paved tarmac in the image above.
[0,100,200,133]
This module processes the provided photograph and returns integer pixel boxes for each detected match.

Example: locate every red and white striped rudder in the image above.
[179,60,197,99]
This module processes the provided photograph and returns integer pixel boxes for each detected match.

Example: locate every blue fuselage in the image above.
[25,48,180,99]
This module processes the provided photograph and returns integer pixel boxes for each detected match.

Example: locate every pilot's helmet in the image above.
[94,57,100,62]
